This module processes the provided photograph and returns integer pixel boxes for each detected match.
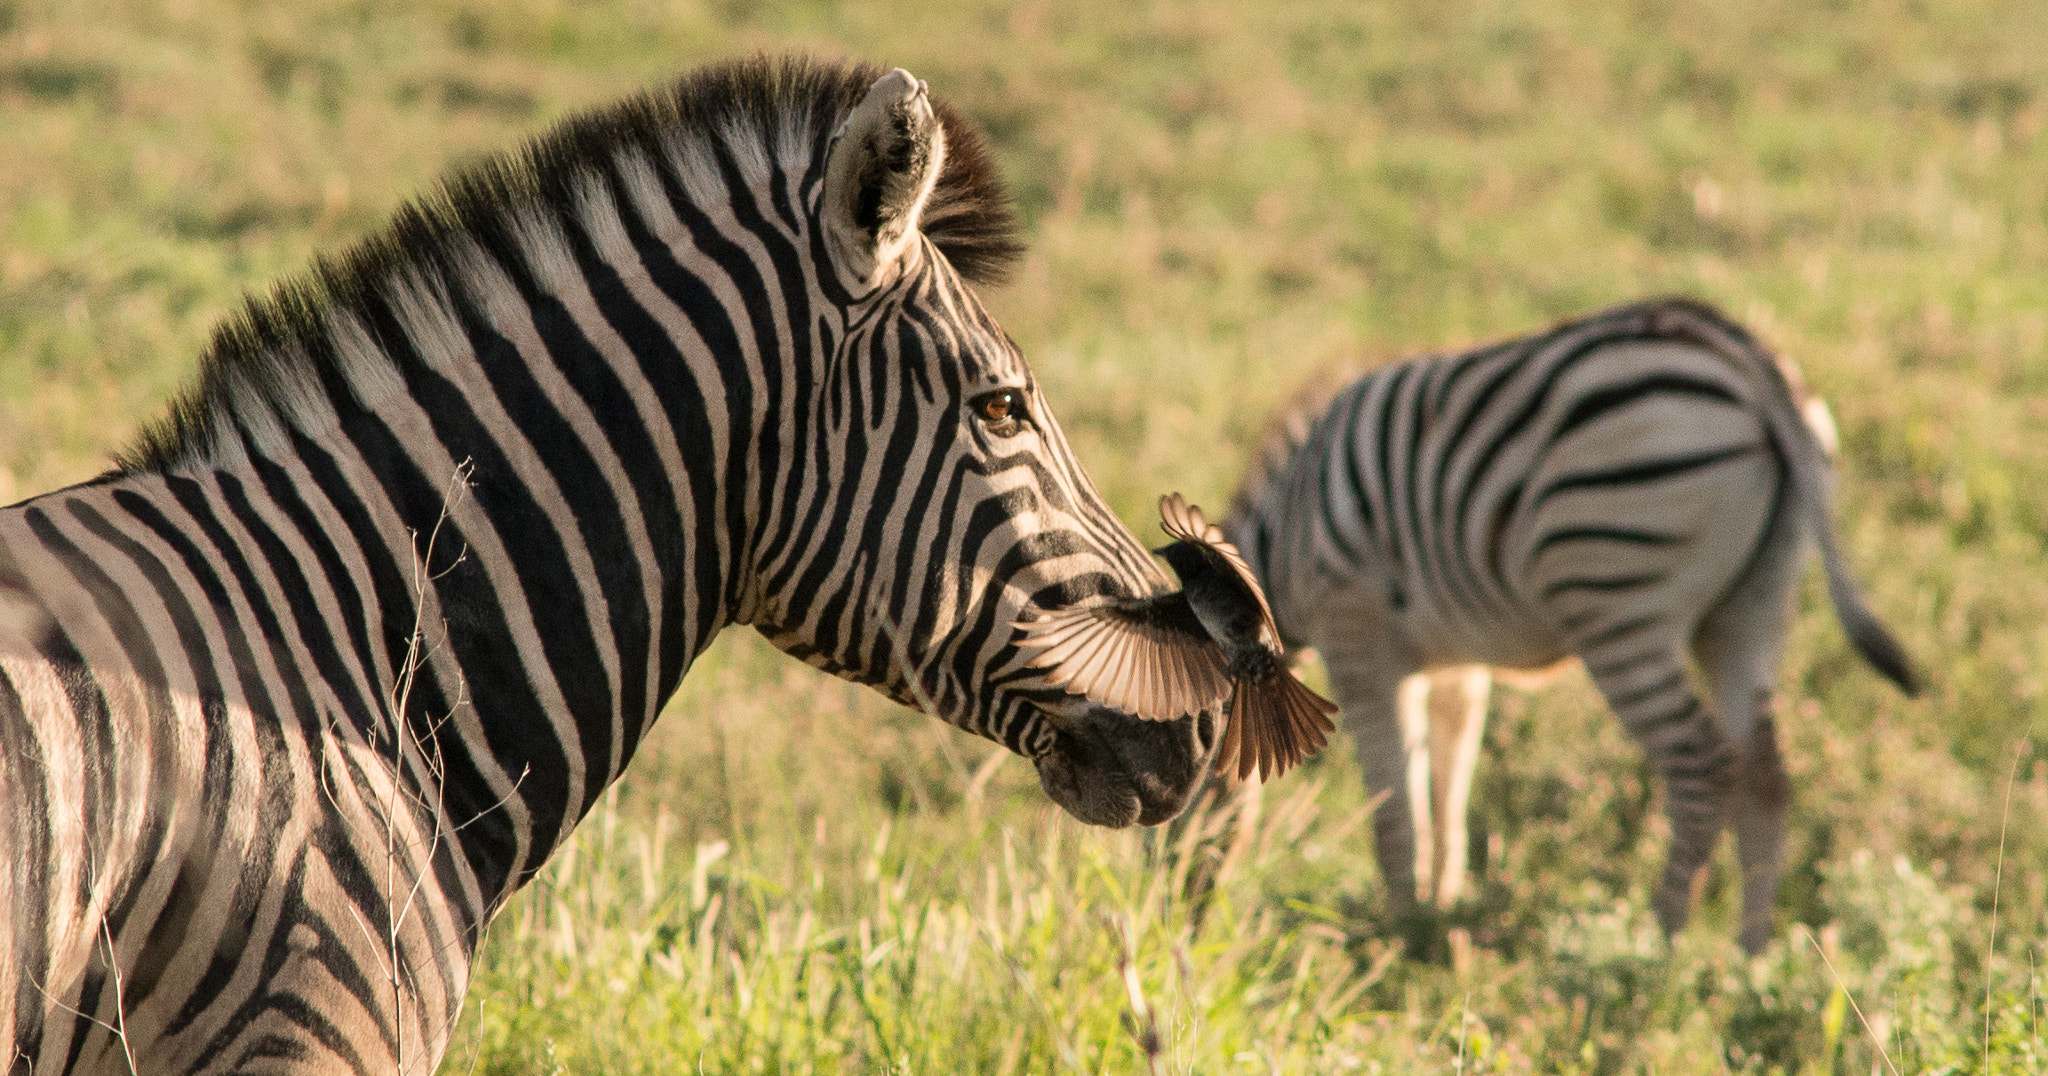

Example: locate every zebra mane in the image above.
[1228,363,1360,521]
[114,54,1024,476]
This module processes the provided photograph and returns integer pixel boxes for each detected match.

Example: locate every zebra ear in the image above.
[822,68,947,288]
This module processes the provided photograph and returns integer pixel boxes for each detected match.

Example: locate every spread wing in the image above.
[1158,492,1281,642]
[1012,595,1233,722]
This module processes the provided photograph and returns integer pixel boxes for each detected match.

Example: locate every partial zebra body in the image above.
[1,59,1220,1073]
[1227,298,1916,953]
[1,463,481,1073]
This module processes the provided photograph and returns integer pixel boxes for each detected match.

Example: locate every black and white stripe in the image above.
[1226,298,1917,953]
[0,57,1215,1074]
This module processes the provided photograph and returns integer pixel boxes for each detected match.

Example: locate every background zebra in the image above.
[0,57,1225,1074]
[1225,298,1919,954]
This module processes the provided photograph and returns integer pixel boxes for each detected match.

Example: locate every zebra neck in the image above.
[308,270,758,901]
[103,315,750,910]
[92,128,849,904]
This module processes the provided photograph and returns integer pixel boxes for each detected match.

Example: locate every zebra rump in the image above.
[1226,297,1917,954]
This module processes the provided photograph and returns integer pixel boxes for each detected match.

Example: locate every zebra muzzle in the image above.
[1029,702,1216,827]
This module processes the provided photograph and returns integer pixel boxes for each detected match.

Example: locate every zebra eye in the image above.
[972,390,1024,428]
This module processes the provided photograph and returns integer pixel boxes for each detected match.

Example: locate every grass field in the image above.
[4,0,2046,1071]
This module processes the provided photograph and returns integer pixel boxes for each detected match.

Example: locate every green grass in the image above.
[5,0,2047,1070]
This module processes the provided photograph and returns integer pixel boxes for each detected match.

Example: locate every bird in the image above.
[1014,493,1337,781]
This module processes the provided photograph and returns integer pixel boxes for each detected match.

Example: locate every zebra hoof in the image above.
[1652,872,1702,940]
[1738,918,1774,957]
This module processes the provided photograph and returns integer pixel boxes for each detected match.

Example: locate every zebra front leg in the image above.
[1583,648,1737,938]
[1424,665,1491,910]
[1393,674,1436,908]
[1324,649,1428,917]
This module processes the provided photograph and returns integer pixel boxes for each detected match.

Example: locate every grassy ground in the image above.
[5,0,2046,1070]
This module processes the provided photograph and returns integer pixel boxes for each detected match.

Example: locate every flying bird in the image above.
[1015,493,1337,781]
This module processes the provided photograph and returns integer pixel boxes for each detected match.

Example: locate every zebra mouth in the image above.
[1029,702,1212,827]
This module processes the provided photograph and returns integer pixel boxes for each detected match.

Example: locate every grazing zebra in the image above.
[0,57,1224,1074]
[1225,298,1918,953]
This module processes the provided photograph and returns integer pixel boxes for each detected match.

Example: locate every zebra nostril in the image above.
[1193,709,1219,755]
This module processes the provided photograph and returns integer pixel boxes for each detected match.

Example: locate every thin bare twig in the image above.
[96,916,139,1076]
[451,764,532,833]
[26,972,133,1072]
[375,456,476,1074]
[34,849,140,1073]
[86,846,138,1074]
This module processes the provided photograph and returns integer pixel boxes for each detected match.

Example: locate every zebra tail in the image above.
[1683,302,1923,698]
[1816,525,1922,696]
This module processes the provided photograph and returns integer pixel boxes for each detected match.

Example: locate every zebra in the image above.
[0,57,1227,1074]
[1224,298,1919,954]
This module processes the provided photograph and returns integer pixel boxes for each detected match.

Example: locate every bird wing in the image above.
[1158,492,1282,644]
[1012,595,1233,722]
[1157,490,1230,547]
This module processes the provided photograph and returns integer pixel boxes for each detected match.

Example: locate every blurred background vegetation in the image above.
[3,0,2044,1071]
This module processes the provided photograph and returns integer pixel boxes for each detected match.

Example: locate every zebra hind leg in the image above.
[1691,556,1801,955]
[1583,646,1738,940]
[1729,704,1789,955]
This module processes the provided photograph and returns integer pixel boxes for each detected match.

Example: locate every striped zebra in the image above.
[1225,298,1918,953]
[0,57,1224,1073]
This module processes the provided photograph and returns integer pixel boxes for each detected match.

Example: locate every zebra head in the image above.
[741,67,1218,826]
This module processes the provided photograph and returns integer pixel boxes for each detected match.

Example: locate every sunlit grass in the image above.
[4,0,2046,1070]
[453,650,1404,1073]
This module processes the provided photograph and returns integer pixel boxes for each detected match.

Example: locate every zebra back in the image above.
[1228,297,1914,689]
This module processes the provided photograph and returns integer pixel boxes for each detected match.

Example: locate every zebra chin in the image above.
[1028,703,1220,827]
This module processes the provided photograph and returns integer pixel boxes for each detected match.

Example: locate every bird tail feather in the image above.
[1221,672,1338,783]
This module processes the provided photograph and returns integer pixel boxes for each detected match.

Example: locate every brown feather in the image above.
[1233,672,1339,781]
[1215,690,1244,780]
[1103,630,1132,708]
[1012,603,1231,722]
[1136,639,1162,718]
[1239,679,1267,781]
[1156,493,1337,780]
[1012,495,1329,765]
